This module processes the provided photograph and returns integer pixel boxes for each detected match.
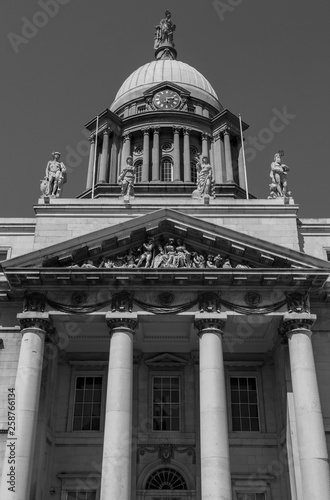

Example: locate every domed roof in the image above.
[110,60,222,112]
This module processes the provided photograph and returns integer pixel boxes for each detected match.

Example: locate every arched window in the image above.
[190,160,197,184]
[160,157,173,182]
[146,468,187,490]
[134,160,142,183]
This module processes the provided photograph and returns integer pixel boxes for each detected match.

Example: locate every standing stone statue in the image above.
[118,156,135,199]
[192,155,215,199]
[154,10,176,49]
[268,152,291,198]
[42,152,67,198]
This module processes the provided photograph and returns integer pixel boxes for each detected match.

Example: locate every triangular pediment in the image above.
[2,209,330,290]
[143,81,191,99]
[145,353,187,367]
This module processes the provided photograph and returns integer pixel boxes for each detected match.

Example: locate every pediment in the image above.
[143,81,191,99]
[2,209,330,290]
[145,353,187,367]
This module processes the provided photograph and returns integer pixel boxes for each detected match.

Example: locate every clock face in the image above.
[153,90,181,109]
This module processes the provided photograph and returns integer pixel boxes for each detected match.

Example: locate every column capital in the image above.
[152,126,160,134]
[213,132,222,141]
[194,312,227,334]
[173,126,182,134]
[201,131,210,140]
[142,127,150,135]
[17,311,53,334]
[280,312,317,336]
[223,126,231,136]
[102,127,111,136]
[123,132,132,142]
[89,134,96,143]
[106,312,138,333]
[183,127,191,136]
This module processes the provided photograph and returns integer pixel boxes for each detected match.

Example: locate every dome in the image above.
[110,60,222,112]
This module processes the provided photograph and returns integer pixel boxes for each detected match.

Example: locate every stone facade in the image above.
[1,15,330,500]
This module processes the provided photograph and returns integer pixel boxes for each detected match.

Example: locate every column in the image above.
[282,313,330,500]
[173,126,181,181]
[0,312,52,500]
[213,133,224,183]
[223,128,233,182]
[122,132,132,169]
[100,314,138,500]
[151,127,160,181]
[183,128,191,182]
[142,128,150,182]
[86,135,95,190]
[195,314,232,500]
[109,134,119,183]
[201,132,209,159]
[98,128,110,183]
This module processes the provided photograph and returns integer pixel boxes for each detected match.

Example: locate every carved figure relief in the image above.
[23,292,46,312]
[285,291,310,314]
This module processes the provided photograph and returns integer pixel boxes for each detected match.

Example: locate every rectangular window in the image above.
[236,494,265,500]
[230,377,260,432]
[152,376,180,431]
[72,376,103,431]
[0,249,9,262]
[67,492,96,500]
[326,250,330,261]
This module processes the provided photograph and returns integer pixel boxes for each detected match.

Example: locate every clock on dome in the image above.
[153,90,181,109]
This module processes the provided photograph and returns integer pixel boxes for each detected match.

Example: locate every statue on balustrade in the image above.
[192,155,216,199]
[118,156,135,199]
[154,10,176,49]
[41,152,67,198]
[268,152,291,198]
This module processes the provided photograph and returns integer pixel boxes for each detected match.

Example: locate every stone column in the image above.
[86,135,95,190]
[122,132,132,169]
[173,126,181,181]
[282,313,330,500]
[100,314,138,500]
[98,128,110,183]
[201,132,209,159]
[223,128,233,183]
[142,128,150,182]
[183,127,191,182]
[151,127,160,181]
[195,314,232,500]
[0,312,52,500]
[110,134,119,184]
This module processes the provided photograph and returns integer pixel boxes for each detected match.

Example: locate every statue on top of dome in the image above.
[154,10,176,50]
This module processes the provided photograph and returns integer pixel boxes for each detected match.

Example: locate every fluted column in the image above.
[201,132,209,159]
[173,126,181,181]
[152,127,160,181]
[212,133,224,183]
[122,132,132,169]
[98,128,110,183]
[86,135,95,190]
[183,128,191,182]
[282,313,330,500]
[100,314,138,500]
[110,134,119,184]
[142,128,150,182]
[195,314,232,500]
[223,128,233,182]
[0,312,53,500]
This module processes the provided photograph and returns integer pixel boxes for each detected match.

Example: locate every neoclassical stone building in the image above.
[1,12,330,500]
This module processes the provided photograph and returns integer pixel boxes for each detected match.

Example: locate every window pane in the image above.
[73,376,103,431]
[152,376,180,431]
[230,377,260,432]
[76,378,85,390]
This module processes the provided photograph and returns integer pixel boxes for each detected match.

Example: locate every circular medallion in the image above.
[161,142,173,152]
[133,144,143,156]
[245,291,261,306]
[71,291,87,305]
[157,291,174,305]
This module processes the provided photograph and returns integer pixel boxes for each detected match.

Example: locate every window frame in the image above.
[0,247,11,262]
[160,156,173,182]
[226,369,266,434]
[149,370,184,434]
[134,159,143,183]
[66,365,107,433]
[58,473,100,500]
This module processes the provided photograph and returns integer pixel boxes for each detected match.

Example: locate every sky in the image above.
[1,0,330,219]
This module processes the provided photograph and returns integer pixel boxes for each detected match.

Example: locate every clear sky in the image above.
[1,0,330,218]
